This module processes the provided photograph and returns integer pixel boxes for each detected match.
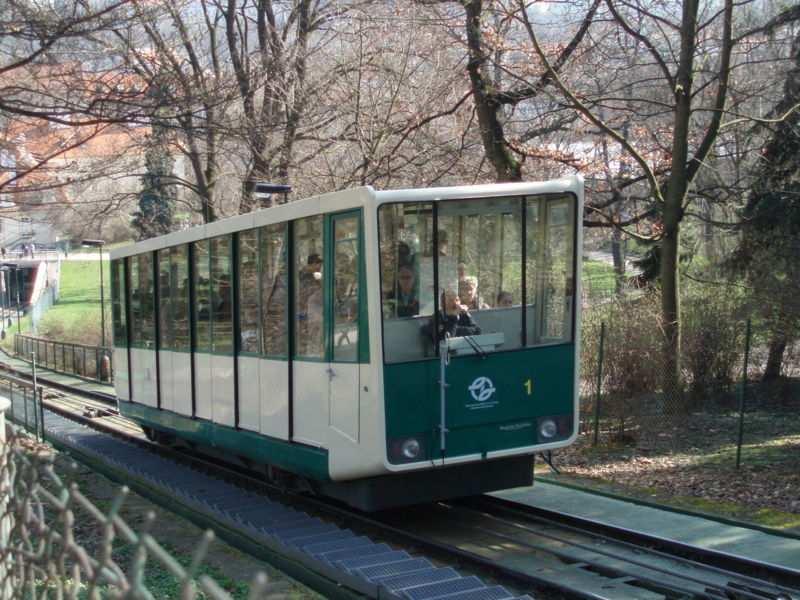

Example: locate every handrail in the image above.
[14,333,113,384]
[0,369,45,441]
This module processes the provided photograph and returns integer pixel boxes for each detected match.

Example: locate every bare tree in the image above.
[516,0,800,395]
[0,0,149,206]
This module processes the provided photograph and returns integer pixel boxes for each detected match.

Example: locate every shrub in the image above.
[682,284,745,406]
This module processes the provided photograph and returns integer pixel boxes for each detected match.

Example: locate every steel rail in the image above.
[446,501,795,600]
[0,359,116,405]
[471,494,800,593]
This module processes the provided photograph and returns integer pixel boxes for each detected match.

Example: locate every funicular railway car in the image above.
[110,176,583,510]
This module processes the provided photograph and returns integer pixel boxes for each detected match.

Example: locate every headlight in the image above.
[401,438,421,459]
[538,418,557,440]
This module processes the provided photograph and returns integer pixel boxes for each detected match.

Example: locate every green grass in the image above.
[0,313,32,353]
[68,240,132,254]
[11,261,111,348]
[40,261,110,346]
[582,260,617,297]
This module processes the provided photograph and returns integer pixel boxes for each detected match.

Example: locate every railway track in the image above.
[5,363,799,600]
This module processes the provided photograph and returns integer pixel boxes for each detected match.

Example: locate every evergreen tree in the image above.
[132,126,176,240]
[731,15,800,380]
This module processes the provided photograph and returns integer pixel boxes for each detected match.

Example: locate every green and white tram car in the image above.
[110,176,583,510]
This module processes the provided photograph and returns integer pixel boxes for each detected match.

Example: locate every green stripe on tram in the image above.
[119,401,330,481]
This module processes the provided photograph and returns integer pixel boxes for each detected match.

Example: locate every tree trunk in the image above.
[660,215,681,402]
[660,0,699,406]
[240,153,273,213]
[611,219,625,295]
[463,0,521,182]
[763,332,787,382]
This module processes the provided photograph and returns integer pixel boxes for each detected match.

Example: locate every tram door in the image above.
[328,212,361,443]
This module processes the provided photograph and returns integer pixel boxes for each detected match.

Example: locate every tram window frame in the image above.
[111,259,128,348]
[193,240,212,353]
[261,222,289,359]
[170,245,191,352]
[131,252,155,349]
[158,249,173,350]
[331,211,362,364]
[238,229,261,355]
[293,215,326,360]
[129,256,139,345]
[525,194,576,347]
[378,193,578,364]
[377,202,435,364]
[210,235,234,355]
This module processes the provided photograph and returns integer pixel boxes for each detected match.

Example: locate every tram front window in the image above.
[379,195,575,363]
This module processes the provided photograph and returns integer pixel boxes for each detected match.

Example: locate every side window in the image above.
[193,240,211,352]
[211,236,233,354]
[239,230,260,354]
[332,214,359,362]
[158,249,173,350]
[541,198,574,342]
[525,198,543,344]
[137,253,155,348]
[526,196,575,345]
[261,223,288,357]
[129,256,140,344]
[378,202,434,363]
[111,259,127,347]
[171,245,190,351]
[293,216,324,358]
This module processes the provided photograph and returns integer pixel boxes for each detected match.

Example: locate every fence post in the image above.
[22,387,28,433]
[31,351,41,442]
[30,354,40,442]
[0,393,12,600]
[38,387,45,443]
[593,322,606,446]
[736,319,752,470]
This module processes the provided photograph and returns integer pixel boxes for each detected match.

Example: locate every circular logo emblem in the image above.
[469,376,496,402]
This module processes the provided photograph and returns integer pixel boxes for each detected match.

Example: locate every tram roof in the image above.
[111,175,582,260]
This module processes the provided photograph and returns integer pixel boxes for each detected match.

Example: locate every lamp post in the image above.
[82,239,106,348]
[248,181,292,208]
[14,266,20,334]
[5,269,11,329]
[0,267,7,340]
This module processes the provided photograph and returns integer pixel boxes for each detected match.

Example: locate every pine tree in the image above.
[132,126,176,240]
[731,14,800,380]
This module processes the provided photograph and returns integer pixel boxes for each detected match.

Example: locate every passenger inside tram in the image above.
[458,275,490,311]
[423,289,481,343]
[496,290,514,308]
[388,265,419,317]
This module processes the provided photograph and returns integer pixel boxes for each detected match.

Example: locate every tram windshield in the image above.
[379,195,575,363]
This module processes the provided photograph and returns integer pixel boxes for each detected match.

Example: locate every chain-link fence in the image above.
[0,383,290,599]
[577,289,799,473]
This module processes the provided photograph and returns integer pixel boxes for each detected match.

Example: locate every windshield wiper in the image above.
[463,334,487,359]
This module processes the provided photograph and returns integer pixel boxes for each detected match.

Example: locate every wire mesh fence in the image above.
[577,289,800,475]
[0,379,291,599]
